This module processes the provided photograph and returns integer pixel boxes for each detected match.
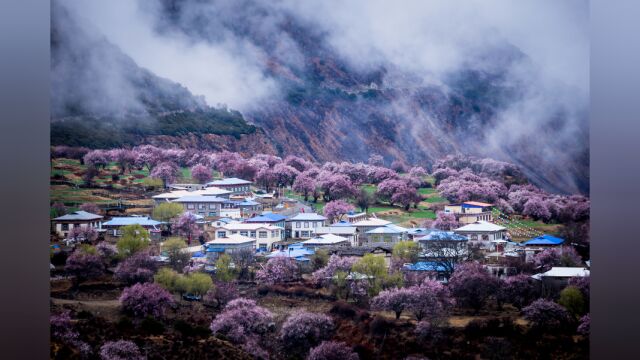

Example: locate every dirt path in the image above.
[51,297,122,319]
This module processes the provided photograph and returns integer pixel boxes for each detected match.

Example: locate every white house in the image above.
[300,234,350,249]
[314,225,359,246]
[52,211,103,238]
[454,221,507,248]
[286,213,327,239]
[204,234,256,259]
[206,222,283,252]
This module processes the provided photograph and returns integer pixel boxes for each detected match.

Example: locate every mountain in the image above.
[50,2,277,155]
[51,1,589,195]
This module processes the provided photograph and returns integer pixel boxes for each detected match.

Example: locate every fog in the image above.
[53,0,589,193]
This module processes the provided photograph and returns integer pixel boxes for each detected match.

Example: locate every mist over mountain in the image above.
[51,0,589,195]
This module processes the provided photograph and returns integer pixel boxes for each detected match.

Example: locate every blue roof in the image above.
[331,220,354,227]
[403,262,448,272]
[418,231,468,241]
[238,200,260,206]
[246,214,285,223]
[192,252,205,258]
[207,178,252,186]
[103,217,161,227]
[266,248,315,258]
[521,234,565,246]
[205,247,226,253]
[261,212,287,221]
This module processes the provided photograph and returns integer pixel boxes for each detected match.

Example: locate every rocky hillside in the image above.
[50,3,277,156]
[51,1,588,194]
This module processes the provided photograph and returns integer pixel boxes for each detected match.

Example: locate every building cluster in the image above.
[51,177,589,287]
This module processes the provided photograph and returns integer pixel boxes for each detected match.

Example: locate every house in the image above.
[152,187,231,204]
[407,228,435,241]
[300,234,350,249]
[168,183,206,191]
[416,231,469,277]
[52,211,103,238]
[444,201,494,224]
[532,267,590,296]
[454,221,507,248]
[365,224,409,245]
[402,261,449,283]
[345,211,367,223]
[102,216,162,240]
[519,234,566,261]
[352,218,392,245]
[172,195,229,219]
[206,178,252,194]
[204,234,256,260]
[266,244,315,263]
[314,225,359,246]
[206,222,284,252]
[236,200,262,217]
[245,213,287,239]
[286,213,327,239]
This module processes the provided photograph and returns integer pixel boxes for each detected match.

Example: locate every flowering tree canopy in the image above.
[323,200,355,223]
[293,172,317,201]
[368,154,384,167]
[498,274,539,309]
[522,299,572,331]
[68,225,99,243]
[99,340,144,360]
[432,211,460,231]
[190,164,212,184]
[256,257,300,285]
[119,282,175,318]
[307,341,359,360]
[65,251,104,281]
[172,212,202,244]
[79,202,101,214]
[449,262,499,313]
[210,297,273,345]
[280,310,334,351]
[371,287,416,319]
[312,255,358,286]
[150,161,180,187]
[114,251,157,285]
[532,247,582,270]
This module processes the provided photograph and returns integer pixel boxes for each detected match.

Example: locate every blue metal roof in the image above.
[331,220,354,227]
[521,234,565,246]
[261,212,287,221]
[266,248,315,258]
[418,231,468,241]
[403,261,448,272]
[103,217,161,227]
[246,214,285,223]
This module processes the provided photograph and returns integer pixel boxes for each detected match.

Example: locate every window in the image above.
[313,222,318,228]
[471,234,478,240]
[187,203,195,210]
[217,231,226,238]
[296,222,301,228]
[61,223,69,231]
[259,244,267,251]
[250,231,256,238]
[271,230,276,237]
[231,231,238,234]
[482,234,489,241]
[240,231,248,236]
[198,204,206,210]
[209,212,217,217]
[304,222,309,228]
[259,231,268,238]
[301,231,310,237]
[209,204,216,210]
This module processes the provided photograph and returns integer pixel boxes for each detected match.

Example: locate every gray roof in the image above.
[206,178,252,186]
[288,213,327,221]
[103,217,161,227]
[173,195,228,203]
[315,226,357,235]
[53,211,103,221]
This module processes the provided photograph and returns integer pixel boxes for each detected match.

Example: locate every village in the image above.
[49,148,591,359]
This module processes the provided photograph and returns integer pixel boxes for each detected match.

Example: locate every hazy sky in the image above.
[60,0,588,110]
